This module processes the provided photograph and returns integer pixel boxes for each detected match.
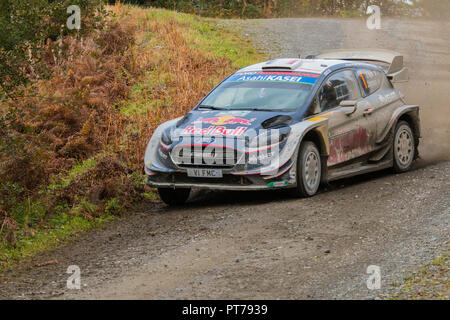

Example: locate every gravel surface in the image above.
[1,17,449,300]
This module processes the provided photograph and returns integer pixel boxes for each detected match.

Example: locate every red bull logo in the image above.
[182,126,247,136]
[194,115,255,126]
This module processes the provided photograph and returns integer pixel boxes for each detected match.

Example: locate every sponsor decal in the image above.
[227,73,318,85]
[266,181,288,188]
[182,126,247,136]
[378,91,397,104]
[307,116,326,122]
[235,71,320,78]
[307,111,331,122]
[194,115,255,126]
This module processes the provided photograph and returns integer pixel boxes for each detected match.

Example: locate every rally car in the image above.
[144,49,420,205]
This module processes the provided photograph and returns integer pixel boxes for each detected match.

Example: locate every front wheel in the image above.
[291,141,322,198]
[393,121,416,173]
[158,188,191,206]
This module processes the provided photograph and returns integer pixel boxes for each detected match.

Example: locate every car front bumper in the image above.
[146,169,296,191]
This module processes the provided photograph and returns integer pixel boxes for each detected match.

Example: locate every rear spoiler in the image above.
[313,49,408,83]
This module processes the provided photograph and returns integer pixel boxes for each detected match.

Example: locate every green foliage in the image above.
[104,197,122,214]
[46,157,98,193]
[0,208,114,271]
[0,3,265,271]
[0,0,105,96]
[70,197,98,216]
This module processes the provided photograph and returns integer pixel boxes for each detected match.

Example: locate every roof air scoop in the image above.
[261,58,302,71]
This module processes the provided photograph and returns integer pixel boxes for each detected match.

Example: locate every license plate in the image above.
[187,168,223,178]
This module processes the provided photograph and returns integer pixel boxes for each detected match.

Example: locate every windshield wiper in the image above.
[236,107,270,112]
[197,105,228,110]
[238,107,293,112]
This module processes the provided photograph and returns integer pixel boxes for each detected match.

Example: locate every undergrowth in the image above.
[0,3,265,270]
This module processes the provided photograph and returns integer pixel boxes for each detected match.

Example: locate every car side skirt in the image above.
[327,158,393,182]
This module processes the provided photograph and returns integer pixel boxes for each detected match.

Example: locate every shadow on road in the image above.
[160,163,434,211]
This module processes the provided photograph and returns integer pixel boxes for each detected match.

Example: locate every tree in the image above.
[0,0,105,97]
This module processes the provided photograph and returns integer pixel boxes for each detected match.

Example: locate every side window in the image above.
[318,70,361,112]
[357,69,382,97]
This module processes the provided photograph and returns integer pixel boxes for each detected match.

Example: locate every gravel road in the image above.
[1,17,449,300]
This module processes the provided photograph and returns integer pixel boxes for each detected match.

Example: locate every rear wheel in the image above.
[292,141,321,198]
[158,188,191,206]
[393,121,415,173]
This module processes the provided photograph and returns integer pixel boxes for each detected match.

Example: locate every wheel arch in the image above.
[300,126,330,183]
[397,112,420,143]
[302,128,329,156]
[396,111,420,160]
[376,105,420,160]
[377,105,420,145]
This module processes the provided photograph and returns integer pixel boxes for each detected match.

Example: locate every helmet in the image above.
[320,80,337,109]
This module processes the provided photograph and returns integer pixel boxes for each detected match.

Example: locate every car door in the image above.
[316,69,375,166]
[355,68,404,141]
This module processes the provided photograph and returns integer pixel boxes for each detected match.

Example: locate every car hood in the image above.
[172,109,295,138]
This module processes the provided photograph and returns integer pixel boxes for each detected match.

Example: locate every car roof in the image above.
[237,58,352,75]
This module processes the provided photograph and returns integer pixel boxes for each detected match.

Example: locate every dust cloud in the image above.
[342,18,450,164]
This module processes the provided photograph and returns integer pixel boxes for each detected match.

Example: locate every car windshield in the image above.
[199,72,318,111]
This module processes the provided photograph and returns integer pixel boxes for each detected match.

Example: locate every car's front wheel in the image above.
[158,188,191,206]
[291,141,322,198]
[393,120,416,173]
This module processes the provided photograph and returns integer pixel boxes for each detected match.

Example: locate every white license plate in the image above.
[187,168,223,178]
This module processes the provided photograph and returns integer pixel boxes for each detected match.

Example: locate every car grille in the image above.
[171,144,242,168]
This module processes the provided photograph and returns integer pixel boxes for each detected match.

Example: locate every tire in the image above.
[291,141,322,198]
[158,188,191,206]
[393,120,415,173]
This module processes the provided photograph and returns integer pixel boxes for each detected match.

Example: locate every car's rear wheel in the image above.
[158,188,191,206]
[393,120,415,173]
[291,141,321,198]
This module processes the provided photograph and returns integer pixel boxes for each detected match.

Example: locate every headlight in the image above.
[248,127,290,149]
[160,128,172,146]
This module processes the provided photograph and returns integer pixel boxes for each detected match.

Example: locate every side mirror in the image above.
[339,100,357,115]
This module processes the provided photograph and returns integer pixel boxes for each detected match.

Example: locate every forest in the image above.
[109,0,450,18]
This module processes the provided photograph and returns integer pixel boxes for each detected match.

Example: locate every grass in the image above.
[136,7,261,66]
[387,242,449,300]
[0,211,114,270]
[0,4,265,271]
[120,5,265,116]
[46,156,98,192]
[0,155,114,270]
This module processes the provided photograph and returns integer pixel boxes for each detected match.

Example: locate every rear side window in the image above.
[357,69,382,96]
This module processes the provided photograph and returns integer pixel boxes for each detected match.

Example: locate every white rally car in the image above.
[144,49,420,205]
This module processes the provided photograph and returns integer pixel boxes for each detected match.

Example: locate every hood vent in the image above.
[261,115,293,129]
[261,59,302,71]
